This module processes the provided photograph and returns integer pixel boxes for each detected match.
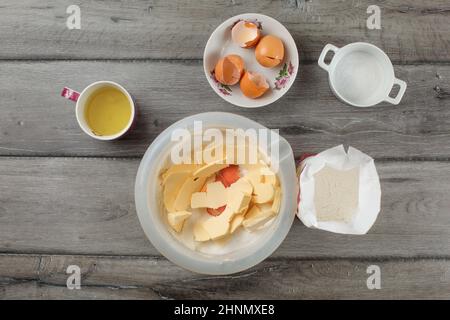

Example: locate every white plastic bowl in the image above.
[134,112,297,274]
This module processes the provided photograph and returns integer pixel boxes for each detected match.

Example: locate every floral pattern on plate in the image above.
[274,61,295,90]
[210,70,232,96]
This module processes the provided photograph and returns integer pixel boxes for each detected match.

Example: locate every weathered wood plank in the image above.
[1,157,450,258]
[1,61,449,158]
[0,0,449,62]
[1,254,450,299]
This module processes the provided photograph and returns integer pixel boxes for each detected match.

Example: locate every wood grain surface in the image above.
[0,0,448,62]
[0,61,449,158]
[1,157,449,258]
[1,254,450,299]
[0,0,449,299]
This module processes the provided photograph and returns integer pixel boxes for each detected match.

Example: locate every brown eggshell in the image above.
[255,35,285,68]
[231,21,261,49]
[214,54,245,85]
[240,71,269,99]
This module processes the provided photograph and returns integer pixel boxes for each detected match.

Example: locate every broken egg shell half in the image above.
[231,20,261,49]
[214,54,245,86]
[255,35,285,68]
[240,71,269,99]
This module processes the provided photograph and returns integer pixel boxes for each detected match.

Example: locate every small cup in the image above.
[61,81,135,140]
[318,42,407,107]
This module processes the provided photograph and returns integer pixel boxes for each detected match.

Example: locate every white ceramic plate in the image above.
[203,13,299,108]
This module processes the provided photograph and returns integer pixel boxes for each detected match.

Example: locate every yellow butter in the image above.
[163,171,191,212]
[244,170,262,188]
[260,167,278,185]
[230,214,244,233]
[218,205,236,222]
[191,192,208,208]
[193,159,228,178]
[202,216,230,240]
[272,187,282,214]
[264,175,277,185]
[244,205,261,220]
[227,188,251,213]
[239,205,249,215]
[202,175,216,190]
[242,205,275,230]
[206,181,227,209]
[193,223,211,242]
[253,183,275,203]
[173,176,206,211]
[167,211,192,233]
[229,178,253,195]
[162,164,199,184]
[243,211,275,230]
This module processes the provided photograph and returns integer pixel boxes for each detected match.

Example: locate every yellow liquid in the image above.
[85,86,131,136]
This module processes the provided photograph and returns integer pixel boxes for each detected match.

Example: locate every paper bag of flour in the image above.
[297,145,381,234]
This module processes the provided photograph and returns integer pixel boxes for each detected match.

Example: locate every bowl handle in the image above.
[384,78,407,105]
[318,44,339,71]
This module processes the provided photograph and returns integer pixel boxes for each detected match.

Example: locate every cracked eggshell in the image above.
[214,54,245,86]
[204,14,298,108]
[239,71,269,99]
[231,20,261,48]
[255,35,285,68]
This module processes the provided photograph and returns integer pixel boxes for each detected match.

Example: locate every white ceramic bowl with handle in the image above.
[318,42,407,107]
[134,112,297,275]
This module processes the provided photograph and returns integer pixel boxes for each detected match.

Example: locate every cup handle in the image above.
[318,44,339,71]
[384,78,407,105]
[61,87,80,102]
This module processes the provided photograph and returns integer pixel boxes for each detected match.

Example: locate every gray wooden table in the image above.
[0,0,449,299]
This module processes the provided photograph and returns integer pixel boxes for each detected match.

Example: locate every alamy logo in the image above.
[366,265,381,290]
[170,121,280,172]
[66,5,81,30]
[366,5,381,30]
[66,265,81,290]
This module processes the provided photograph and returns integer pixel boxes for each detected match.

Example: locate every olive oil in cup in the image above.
[61,81,135,141]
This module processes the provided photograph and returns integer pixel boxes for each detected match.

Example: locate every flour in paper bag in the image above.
[313,165,359,222]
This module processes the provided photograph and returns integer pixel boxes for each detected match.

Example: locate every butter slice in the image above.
[227,188,251,213]
[201,175,216,192]
[217,205,236,222]
[260,167,278,186]
[162,164,199,184]
[167,211,192,233]
[173,176,206,211]
[252,183,275,204]
[193,223,211,242]
[271,187,282,214]
[193,159,228,178]
[163,171,191,212]
[230,214,244,233]
[244,170,262,188]
[244,204,262,220]
[191,192,208,208]
[242,205,275,230]
[206,181,227,209]
[229,178,253,195]
[202,216,230,240]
